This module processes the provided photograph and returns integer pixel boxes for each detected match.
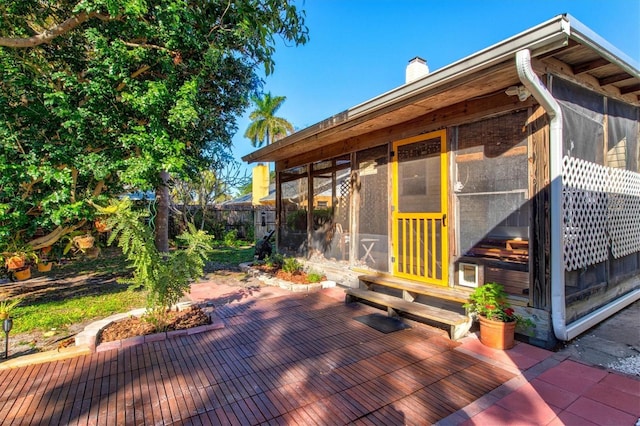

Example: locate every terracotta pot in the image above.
[478,316,516,350]
[94,219,111,233]
[38,262,52,272]
[13,267,31,281]
[5,255,25,271]
[74,235,95,249]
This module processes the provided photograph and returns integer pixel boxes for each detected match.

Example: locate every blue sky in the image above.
[230,0,640,177]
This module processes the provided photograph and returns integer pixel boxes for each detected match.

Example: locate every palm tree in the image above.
[244,92,294,148]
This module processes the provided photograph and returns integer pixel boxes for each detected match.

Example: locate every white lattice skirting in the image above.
[562,156,640,271]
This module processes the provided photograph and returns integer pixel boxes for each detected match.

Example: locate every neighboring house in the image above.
[243,15,640,348]
[221,179,277,240]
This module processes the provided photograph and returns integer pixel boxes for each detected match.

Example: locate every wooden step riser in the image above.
[345,288,472,340]
[358,274,470,304]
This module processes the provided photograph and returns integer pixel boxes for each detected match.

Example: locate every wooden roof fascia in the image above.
[264,61,524,166]
[540,56,640,105]
[250,15,640,166]
[566,14,640,80]
[277,91,538,170]
[243,15,573,165]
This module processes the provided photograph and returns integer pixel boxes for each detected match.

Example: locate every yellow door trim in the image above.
[391,130,448,286]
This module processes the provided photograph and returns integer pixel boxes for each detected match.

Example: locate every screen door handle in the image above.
[442,214,447,227]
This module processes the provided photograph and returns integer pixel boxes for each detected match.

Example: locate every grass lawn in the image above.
[6,244,255,336]
[7,249,147,335]
[11,289,147,334]
[208,244,255,265]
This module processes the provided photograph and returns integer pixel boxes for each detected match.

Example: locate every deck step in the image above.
[345,288,472,340]
[359,274,470,304]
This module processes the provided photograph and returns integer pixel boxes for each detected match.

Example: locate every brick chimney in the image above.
[252,164,269,205]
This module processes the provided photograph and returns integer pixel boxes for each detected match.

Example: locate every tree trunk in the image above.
[155,170,170,253]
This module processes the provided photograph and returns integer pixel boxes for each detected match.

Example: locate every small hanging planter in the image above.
[13,267,31,281]
[73,234,95,250]
[37,262,53,272]
[5,255,25,271]
[94,218,111,233]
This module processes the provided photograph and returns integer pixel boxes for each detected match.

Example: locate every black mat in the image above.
[353,313,411,334]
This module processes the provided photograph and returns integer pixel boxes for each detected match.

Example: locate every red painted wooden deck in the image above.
[0,284,638,425]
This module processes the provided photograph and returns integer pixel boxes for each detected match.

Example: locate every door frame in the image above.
[391,129,448,286]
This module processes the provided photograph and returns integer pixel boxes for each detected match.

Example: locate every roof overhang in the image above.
[242,14,640,165]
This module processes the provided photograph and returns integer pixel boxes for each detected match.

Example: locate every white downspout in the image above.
[516,49,640,341]
[515,49,568,340]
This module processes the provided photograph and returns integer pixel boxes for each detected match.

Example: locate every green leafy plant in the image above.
[97,198,213,312]
[0,298,22,319]
[223,229,241,247]
[0,238,39,270]
[282,257,303,274]
[465,282,521,323]
[264,253,284,269]
[306,270,324,283]
[0,1,308,252]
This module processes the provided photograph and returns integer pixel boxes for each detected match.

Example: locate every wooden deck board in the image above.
[0,290,523,424]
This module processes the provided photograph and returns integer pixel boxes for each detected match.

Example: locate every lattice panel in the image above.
[608,168,640,258]
[562,157,610,271]
[337,176,350,224]
[562,156,640,271]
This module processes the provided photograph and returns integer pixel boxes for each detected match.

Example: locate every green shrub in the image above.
[264,253,284,268]
[223,229,240,247]
[244,223,255,243]
[282,256,302,273]
[306,270,324,283]
[96,198,213,311]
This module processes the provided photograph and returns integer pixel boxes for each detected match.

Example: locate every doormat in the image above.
[353,313,411,334]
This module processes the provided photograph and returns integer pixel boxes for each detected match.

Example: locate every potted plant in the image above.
[94,217,111,233]
[5,254,26,271]
[2,249,37,271]
[36,246,53,272]
[464,282,530,350]
[73,233,95,250]
[13,267,32,281]
[1,244,38,280]
[0,299,21,320]
[37,261,53,272]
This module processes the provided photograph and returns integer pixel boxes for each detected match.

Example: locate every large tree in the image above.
[244,92,294,148]
[171,149,249,232]
[0,0,307,251]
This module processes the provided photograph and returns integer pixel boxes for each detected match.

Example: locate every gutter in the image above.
[566,14,640,79]
[243,14,572,164]
[515,49,640,341]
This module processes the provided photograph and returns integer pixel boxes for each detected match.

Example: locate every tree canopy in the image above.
[244,92,294,148]
[0,0,308,249]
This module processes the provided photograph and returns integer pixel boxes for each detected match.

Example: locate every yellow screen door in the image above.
[392,130,448,285]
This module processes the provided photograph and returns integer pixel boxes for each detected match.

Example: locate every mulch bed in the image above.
[252,264,326,284]
[98,305,211,343]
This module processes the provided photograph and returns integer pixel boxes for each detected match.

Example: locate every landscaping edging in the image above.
[240,262,337,292]
[75,302,224,353]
